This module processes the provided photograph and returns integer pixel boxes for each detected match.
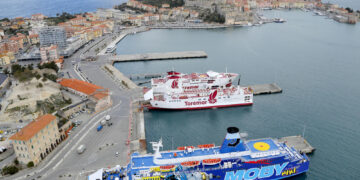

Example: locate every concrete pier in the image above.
[248,83,282,95]
[103,64,139,89]
[110,51,207,63]
[278,136,315,154]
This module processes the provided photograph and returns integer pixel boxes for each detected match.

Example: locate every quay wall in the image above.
[110,51,207,63]
[102,63,146,154]
[98,27,149,55]
[103,63,139,89]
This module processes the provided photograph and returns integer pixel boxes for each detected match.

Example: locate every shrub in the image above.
[27,161,34,168]
[2,165,19,175]
[14,158,19,165]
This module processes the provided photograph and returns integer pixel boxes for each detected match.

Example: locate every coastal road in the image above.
[6,27,134,180]
[9,59,133,180]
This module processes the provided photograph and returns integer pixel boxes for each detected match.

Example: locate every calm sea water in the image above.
[326,0,360,10]
[114,10,360,179]
[0,0,126,18]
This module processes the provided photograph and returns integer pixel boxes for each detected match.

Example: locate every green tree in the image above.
[27,64,34,70]
[346,7,354,13]
[13,158,19,165]
[1,165,19,175]
[3,67,9,74]
[27,161,34,168]
[42,61,59,72]
[11,64,22,74]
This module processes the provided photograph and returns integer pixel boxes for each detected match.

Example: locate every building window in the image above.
[32,145,34,149]
[17,147,19,150]
[23,141,25,145]
[14,140,17,144]
[30,139,32,143]
[21,147,23,151]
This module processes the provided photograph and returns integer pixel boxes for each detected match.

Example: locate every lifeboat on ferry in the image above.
[160,165,175,170]
[160,165,176,172]
[197,144,215,149]
[177,146,195,151]
[181,161,200,167]
[202,158,222,165]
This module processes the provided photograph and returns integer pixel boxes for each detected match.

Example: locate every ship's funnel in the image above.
[220,127,247,153]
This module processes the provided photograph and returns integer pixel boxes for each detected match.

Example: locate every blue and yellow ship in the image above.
[90,127,309,180]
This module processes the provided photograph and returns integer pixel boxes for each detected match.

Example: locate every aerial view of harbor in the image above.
[0,0,359,180]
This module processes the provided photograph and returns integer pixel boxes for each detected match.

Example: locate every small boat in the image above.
[105,45,116,53]
[314,11,325,16]
[197,144,215,149]
[274,18,286,23]
[181,161,200,167]
[202,158,222,165]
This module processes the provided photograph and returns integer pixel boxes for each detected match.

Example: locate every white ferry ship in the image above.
[150,71,238,93]
[146,85,253,110]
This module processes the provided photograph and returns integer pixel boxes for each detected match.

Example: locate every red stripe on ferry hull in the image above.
[147,103,253,110]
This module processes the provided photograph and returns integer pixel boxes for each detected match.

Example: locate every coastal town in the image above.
[0,0,359,179]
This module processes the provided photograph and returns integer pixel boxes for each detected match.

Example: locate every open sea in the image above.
[114,10,360,179]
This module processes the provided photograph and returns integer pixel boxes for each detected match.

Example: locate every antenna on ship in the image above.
[225,67,228,73]
[238,75,241,85]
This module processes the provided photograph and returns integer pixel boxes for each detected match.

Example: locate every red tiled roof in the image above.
[59,78,108,99]
[9,114,56,141]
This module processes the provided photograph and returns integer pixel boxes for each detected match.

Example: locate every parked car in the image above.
[77,145,86,154]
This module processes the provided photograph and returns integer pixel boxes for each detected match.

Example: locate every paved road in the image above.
[4,28,136,180]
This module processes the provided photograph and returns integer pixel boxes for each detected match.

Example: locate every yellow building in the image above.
[9,114,62,165]
[0,52,15,66]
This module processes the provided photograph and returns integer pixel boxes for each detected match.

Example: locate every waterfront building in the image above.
[6,39,20,54]
[28,34,40,45]
[31,13,46,21]
[39,26,67,49]
[0,51,15,65]
[9,114,61,165]
[40,45,59,62]
[69,15,87,25]
[0,42,7,54]
[0,73,9,89]
[58,78,111,112]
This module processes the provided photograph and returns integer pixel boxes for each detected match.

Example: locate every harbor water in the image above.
[114,10,360,179]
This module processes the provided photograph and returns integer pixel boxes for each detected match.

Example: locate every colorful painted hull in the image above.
[89,128,310,180]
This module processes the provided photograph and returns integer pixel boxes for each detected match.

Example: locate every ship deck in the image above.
[131,138,289,169]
